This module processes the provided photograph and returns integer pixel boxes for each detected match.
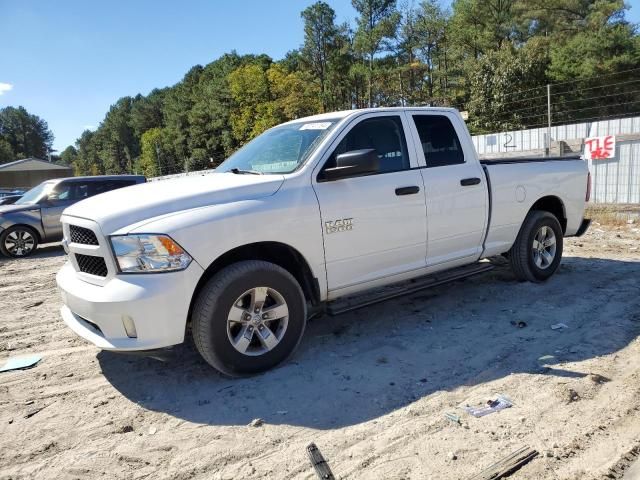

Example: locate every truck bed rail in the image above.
[480,155,581,165]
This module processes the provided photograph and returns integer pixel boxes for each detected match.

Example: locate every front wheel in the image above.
[0,226,39,258]
[191,260,307,376]
[509,210,563,282]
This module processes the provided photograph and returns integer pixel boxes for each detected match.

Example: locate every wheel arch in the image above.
[187,241,321,328]
[529,195,567,233]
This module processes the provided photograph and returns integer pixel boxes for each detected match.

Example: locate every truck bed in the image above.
[480,155,588,258]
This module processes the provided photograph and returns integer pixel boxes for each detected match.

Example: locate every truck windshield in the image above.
[219,119,340,174]
[15,182,54,205]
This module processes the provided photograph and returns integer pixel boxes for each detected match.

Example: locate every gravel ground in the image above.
[0,216,639,479]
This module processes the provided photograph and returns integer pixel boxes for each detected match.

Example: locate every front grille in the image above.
[69,225,98,245]
[75,254,108,277]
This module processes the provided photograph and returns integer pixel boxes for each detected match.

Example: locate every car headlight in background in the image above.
[110,234,192,273]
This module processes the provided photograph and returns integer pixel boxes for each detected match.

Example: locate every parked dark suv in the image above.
[0,175,146,257]
[0,194,23,206]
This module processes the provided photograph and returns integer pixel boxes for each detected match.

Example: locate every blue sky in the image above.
[0,1,358,152]
[1,0,639,153]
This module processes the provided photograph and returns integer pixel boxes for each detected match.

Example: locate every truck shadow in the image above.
[98,255,640,429]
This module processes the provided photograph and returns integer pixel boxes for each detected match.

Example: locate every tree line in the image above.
[0,106,54,164]
[15,0,640,175]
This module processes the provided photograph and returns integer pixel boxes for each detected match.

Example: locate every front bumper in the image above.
[56,260,204,351]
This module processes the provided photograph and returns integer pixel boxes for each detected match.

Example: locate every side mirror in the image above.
[322,148,380,181]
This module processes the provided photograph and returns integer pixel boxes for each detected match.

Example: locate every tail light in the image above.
[585,171,591,202]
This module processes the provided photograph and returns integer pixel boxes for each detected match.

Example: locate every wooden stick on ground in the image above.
[468,446,539,480]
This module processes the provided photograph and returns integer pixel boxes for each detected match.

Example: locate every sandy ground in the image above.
[1,216,639,480]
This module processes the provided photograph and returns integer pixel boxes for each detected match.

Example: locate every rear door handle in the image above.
[395,186,420,196]
[460,177,481,186]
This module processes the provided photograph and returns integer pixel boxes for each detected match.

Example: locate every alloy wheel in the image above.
[5,229,36,257]
[532,225,556,269]
[226,286,289,356]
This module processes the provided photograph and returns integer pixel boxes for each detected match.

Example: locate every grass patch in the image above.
[586,204,640,226]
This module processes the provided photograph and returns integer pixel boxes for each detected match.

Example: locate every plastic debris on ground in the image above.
[249,418,264,427]
[0,355,42,373]
[537,355,558,368]
[537,355,556,363]
[24,407,44,419]
[445,412,461,424]
[551,323,569,330]
[461,394,513,418]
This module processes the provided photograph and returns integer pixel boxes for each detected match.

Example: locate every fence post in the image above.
[546,84,552,157]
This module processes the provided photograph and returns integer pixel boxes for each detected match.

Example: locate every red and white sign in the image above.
[584,135,616,160]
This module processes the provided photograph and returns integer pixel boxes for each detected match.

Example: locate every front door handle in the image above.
[460,177,481,186]
[395,186,420,196]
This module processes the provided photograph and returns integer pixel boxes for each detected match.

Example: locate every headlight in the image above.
[110,234,192,273]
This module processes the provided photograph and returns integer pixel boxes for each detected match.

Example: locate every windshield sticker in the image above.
[300,122,332,130]
[253,161,298,172]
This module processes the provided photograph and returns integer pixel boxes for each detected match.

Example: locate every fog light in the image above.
[122,315,138,338]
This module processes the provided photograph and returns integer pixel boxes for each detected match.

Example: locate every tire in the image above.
[191,260,307,376]
[509,210,563,282]
[0,226,39,258]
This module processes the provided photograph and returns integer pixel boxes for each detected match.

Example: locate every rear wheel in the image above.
[509,210,563,282]
[191,260,307,376]
[0,226,39,258]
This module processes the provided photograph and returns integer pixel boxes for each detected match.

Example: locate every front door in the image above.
[407,112,488,266]
[313,113,428,294]
[41,181,89,240]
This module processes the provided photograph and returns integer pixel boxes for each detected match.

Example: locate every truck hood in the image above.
[63,172,285,234]
[0,204,39,215]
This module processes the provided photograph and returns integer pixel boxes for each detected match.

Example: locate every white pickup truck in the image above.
[56,107,591,376]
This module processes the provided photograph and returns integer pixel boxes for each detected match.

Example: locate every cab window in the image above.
[412,115,465,167]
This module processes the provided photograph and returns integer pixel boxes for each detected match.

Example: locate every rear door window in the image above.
[89,180,136,197]
[412,115,465,168]
[75,183,90,200]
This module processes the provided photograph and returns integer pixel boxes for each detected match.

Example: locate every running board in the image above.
[326,262,494,316]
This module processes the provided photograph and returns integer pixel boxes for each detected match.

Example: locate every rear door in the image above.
[313,112,428,293]
[407,112,488,266]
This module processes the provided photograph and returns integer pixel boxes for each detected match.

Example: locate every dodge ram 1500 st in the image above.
[56,107,591,376]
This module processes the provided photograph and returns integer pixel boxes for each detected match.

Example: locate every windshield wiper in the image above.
[228,168,263,175]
